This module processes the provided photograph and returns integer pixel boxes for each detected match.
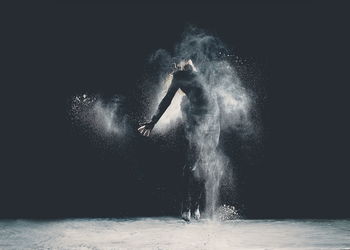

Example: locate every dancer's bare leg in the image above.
[181,165,191,222]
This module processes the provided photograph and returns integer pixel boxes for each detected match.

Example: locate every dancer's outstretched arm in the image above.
[138,79,179,137]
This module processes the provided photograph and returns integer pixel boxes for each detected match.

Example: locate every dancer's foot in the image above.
[181,210,191,222]
[193,207,200,220]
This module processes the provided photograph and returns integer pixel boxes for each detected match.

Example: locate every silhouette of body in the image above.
[138,63,220,221]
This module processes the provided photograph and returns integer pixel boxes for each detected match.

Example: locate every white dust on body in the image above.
[148,26,254,219]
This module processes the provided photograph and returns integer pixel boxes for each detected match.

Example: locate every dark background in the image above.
[2,3,349,219]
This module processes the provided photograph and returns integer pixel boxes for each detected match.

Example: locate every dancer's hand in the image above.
[138,121,155,137]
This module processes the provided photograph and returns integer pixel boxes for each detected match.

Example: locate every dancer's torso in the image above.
[173,70,210,115]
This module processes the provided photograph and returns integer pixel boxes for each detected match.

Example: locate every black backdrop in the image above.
[2,2,349,219]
